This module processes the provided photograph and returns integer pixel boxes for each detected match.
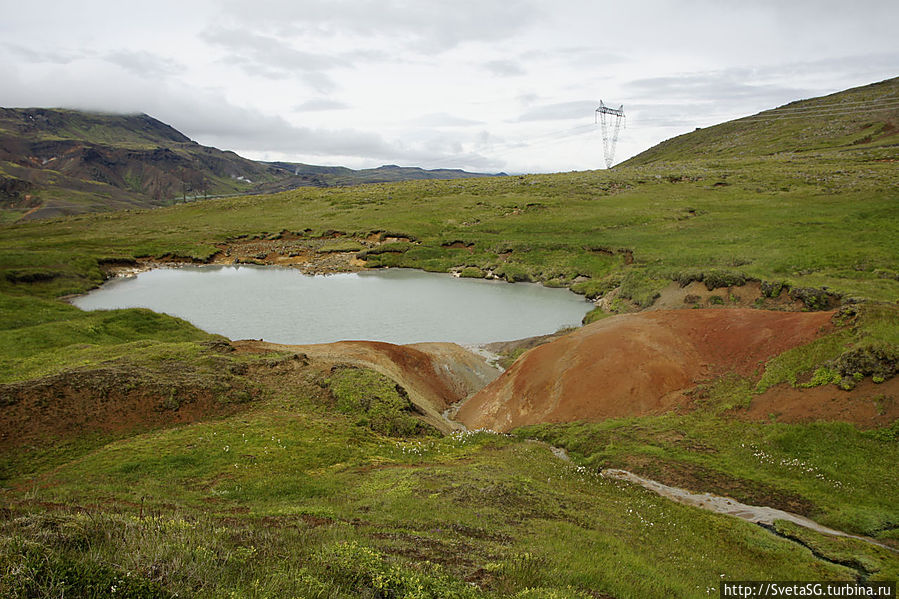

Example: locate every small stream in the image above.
[600,468,895,552]
[549,446,895,553]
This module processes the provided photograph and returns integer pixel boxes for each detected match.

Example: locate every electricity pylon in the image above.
[595,101,625,169]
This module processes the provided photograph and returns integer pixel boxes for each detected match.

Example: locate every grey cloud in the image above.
[483,60,526,77]
[516,93,540,107]
[0,55,500,170]
[409,113,484,128]
[202,27,347,89]
[3,43,85,65]
[218,0,541,54]
[620,55,898,131]
[4,44,182,82]
[295,98,351,112]
[517,101,598,122]
[203,28,349,71]
[622,69,820,128]
[166,104,394,159]
[523,46,625,67]
[105,50,183,79]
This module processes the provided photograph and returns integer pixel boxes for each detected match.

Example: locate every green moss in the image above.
[618,270,665,308]
[800,366,842,388]
[326,367,436,437]
[459,266,487,278]
[702,269,747,290]
[582,307,612,325]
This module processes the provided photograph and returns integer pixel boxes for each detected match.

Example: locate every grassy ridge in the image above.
[2,150,898,302]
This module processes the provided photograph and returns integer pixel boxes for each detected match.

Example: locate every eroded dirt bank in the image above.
[456,308,848,432]
[233,339,501,433]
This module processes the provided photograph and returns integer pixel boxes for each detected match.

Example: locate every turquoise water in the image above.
[72,266,592,345]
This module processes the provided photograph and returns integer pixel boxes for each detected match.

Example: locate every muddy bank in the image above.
[102,231,420,279]
[456,308,836,432]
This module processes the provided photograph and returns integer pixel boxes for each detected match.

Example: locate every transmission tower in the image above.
[595,101,625,169]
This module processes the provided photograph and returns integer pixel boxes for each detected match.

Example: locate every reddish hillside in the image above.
[456,309,836,432]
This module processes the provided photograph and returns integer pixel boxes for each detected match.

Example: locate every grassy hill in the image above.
[0,79,897,597]
[0,109,502,223]
[623,76,899,164]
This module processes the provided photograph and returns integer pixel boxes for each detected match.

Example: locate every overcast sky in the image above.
[1,0,896,173]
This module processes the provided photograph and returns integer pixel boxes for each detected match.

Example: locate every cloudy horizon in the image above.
[1,0,896,173]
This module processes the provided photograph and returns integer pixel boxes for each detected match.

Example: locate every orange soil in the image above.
[233,339,500,433]
[747,377,899,427]
[0,369,254,450]
[457,308,841,432]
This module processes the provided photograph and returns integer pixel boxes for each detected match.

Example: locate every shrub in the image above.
[582,307,611,325]
[619,270,662,308]
[570,275,620,299]
[459,266,486,278]
[494,263,533,283]
[702,269,746,290]
[760,280,788,298]
[674,269,704,287]
[832,343,898,382]
[801,367,842,388]
[789,287,841,310]
[356,242,413,258]
[1,540,172,599]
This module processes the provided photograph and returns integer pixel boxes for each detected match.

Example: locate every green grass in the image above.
[1,391,877,598]
[518,413,899,540]
[327,366,438,437]
[0,300,218,383]
[622,77,899,165]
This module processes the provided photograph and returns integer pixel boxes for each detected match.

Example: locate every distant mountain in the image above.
[0,108,502,222]
[622,76,899,166]
[267,161,507,186]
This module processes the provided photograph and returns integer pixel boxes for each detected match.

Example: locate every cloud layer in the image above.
[1,0,896,172]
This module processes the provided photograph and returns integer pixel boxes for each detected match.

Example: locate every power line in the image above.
[751,97,899,116]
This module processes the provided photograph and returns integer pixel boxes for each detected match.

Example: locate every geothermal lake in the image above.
[72,266,593,345]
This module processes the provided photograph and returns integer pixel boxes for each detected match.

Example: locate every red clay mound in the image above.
[456,309,834,432]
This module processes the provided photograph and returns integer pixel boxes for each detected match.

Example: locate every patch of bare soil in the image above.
[456,308,835,432]
[233,339,500,433]
[0,365,255,450]
[746,377,899,427]
[650,281,804,311]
